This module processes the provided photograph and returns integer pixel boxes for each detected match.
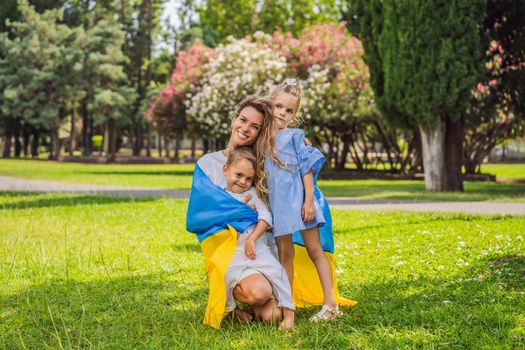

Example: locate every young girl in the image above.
[255,79,342,322]
[223,147,295,329]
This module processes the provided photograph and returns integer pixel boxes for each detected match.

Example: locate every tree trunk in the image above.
[419,120,445,192]
[31,129,40,157]
[13,128,22,157]
[191,138,196,159]
[22,125,31,156]
[174,134,180,162]
[69,106,76,156]
[202,138,209,155]
[81,98,89,156]
[157,132,162,157]
[2,132,11,158]
[444,116,464,191]
[164,136,171,158]
[146,123,152,157]
[108,119,117,162]
[337,137,350,170]
[132,125,142,156]
[49,127,60,160]
[101,123,107,157]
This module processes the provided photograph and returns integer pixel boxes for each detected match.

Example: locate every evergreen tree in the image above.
[345,0,486,191]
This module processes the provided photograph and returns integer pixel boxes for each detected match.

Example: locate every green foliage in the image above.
[1,192,524,348]
[197,0,340,43]
[0,0,74,129]
[345,0,487,127]
[91,135,103,151]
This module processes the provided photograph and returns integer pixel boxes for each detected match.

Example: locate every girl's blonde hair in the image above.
[268,78,303,125]
[254,79,303,203]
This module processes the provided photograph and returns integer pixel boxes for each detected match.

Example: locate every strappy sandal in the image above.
[309,305,343,323]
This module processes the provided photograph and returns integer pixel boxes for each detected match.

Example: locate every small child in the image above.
[257,78,343,322]
[222,147,295,329]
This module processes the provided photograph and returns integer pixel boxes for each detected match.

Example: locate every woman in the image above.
[188,96,289,327]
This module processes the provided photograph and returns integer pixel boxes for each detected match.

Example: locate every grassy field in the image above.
[1,192,524,349]
[1,159,524,202]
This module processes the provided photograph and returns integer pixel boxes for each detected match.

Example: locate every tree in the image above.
[197,0,340,44]
[0,0,78,160]
[271,23,376,169]
[186,34,286,143]
[345,0,486,191]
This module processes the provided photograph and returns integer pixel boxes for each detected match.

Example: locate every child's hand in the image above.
[244,237,256,260]
[301,199,315,222]
[241,195,256,210]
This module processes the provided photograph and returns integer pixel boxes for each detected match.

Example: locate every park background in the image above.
[1,0,524,348]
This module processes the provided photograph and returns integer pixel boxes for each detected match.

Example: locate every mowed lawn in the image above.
[1,192,524,349]
[1,159,524,202]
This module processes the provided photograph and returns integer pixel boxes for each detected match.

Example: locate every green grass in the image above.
[1,192,524,349]
[318,179,525,202]
[479,163,525,180]
[0,159,195,189]
[1,159,524,202]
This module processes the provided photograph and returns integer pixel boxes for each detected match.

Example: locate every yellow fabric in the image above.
[199,229,356,328]
[292,245,357,308]
[199,225,238,329]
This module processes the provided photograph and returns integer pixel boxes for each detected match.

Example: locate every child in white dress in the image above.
[222,147,295,329]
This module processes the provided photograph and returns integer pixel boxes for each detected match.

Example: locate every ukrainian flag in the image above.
[186,164,356,329]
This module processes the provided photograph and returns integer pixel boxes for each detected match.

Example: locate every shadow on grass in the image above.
[82,170,194,176]
[171,242,201,253]
[0,274,209,348]
[319,180,525,200]
[336,254,525,348]
[0,192,157,210]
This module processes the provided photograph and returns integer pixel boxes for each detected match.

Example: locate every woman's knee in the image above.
[235,275,272,306]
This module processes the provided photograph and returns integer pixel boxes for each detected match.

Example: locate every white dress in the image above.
[197,152,294,312]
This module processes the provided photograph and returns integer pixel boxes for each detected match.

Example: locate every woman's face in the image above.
[230,106,264,147]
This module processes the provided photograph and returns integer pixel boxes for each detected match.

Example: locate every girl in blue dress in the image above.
[255,79,342,322]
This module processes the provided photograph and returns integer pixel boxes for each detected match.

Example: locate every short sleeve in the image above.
[250,188,273,228]
[292,129,325,177]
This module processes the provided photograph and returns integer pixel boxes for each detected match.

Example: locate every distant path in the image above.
[1,175,524,215]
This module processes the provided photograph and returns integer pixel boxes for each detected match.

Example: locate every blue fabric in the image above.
[186,164,258,243]
[292,184,334,253]
[265,128,332,253]
[292,130,325,177]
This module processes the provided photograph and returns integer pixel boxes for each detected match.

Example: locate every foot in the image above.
[233,307,254,324]
[309,305,342,323]
[278,316,295,330]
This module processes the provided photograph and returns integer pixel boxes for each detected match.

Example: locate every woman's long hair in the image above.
[229,96,277,204]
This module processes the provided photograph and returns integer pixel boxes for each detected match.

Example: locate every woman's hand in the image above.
[244,236,256,260]
[301,198,315,223]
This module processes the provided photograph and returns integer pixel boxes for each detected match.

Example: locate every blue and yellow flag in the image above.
[186,164,356,329]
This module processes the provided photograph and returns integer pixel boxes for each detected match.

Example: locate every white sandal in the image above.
[309,305,343,323]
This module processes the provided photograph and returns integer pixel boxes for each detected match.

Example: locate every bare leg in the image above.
[301,226,336,309]
[275,235,294,289]
[233,273,281,323]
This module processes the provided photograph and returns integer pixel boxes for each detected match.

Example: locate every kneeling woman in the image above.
[186,96,294,329]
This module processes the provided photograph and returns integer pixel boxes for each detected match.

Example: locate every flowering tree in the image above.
[145,39,212,159]
[464,40,525,173]
[186,34,286,142]
[272,23,377,169]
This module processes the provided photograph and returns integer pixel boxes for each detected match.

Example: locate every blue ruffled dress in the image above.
[265,128,326,237]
